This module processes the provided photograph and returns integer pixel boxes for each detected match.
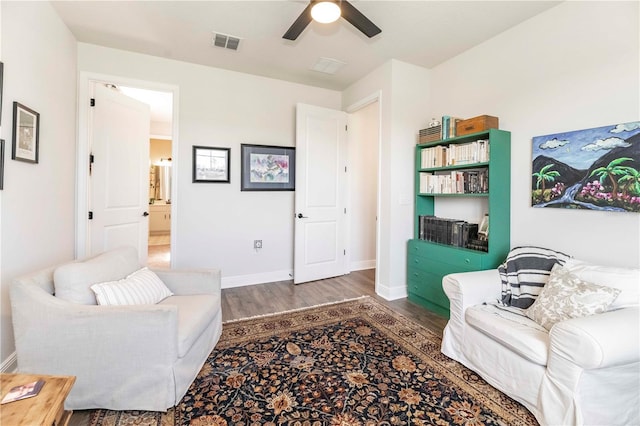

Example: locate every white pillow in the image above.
[526,264,621,331]
[91,267,173,306]
[563,258,640,310]
[54,247,140,305]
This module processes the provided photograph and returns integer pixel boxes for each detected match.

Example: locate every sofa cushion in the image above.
[563,258,639,310]
[466,303,549,366]
[526,264,621,330]
[54,247,140,305]
[91,267,173,306]
[499,246,571,309]
[159,294,219,358]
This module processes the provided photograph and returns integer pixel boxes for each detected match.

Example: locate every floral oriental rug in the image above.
[90,297,537,425]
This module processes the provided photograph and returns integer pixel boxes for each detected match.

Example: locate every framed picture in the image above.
[241,144,295,191]
[0,62,4,126]
[0,139,4,190]
[478,214,489,240]
[531,121,640,213]
[11,102,40,164]
[192,145,230,183]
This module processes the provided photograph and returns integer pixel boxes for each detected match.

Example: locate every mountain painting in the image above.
[531,121,640,212]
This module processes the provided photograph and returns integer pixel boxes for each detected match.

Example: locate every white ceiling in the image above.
[52,0,561,92]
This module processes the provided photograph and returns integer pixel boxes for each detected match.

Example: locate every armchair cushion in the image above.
[466,304,549,365]
[526,264,620,330]
[159,294,220,357]
[53,246,139,304]
[91,267,174,306]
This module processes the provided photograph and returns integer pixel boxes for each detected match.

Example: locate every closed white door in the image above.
[294,103,348,284]
[90,83,150,263]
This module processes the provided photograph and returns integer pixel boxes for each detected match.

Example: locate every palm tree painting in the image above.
[531,121,640,212]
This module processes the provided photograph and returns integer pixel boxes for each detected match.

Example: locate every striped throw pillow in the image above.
[499,246,571,309]
[91,267,173,306]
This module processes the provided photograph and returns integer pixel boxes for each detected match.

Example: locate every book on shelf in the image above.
[417,216,481,250]
[1,379,45,404]
[420,139,489,168]
[440,116,463,140]
[419,169,488,194]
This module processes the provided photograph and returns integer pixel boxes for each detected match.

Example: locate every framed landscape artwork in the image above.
[11,102,40,164]
[241,144,295,191]
[531,121,640,212]
[192,145,230,183]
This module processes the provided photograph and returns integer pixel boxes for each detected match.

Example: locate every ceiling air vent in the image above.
[311,57,346,75]
[212,32,241,51]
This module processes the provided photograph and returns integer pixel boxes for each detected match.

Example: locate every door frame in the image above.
[346,91,382,293]
[76,71,180,264]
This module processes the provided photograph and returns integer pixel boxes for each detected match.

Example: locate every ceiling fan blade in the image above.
[340,0,381,38]
[283,3,314,40]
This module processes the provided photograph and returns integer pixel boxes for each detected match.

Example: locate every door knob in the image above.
[297,213,308,219]
[143,212,150,217]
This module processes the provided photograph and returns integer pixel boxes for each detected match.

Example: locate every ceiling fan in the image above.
[283,0,382,41]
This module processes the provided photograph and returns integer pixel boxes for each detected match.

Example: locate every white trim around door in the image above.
[76,72,180,265]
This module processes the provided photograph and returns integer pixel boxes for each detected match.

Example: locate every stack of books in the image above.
[441,116,463,140]
[419,169,488,194]
[420,139,489,168]
[418,216,479,248]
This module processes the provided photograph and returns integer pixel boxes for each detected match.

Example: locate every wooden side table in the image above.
[0,373,76,426]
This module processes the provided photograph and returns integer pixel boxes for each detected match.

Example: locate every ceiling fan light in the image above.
[311,2,341,24]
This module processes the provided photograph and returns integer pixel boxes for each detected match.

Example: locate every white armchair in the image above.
[441,262,640,426]
[10,247,222,411]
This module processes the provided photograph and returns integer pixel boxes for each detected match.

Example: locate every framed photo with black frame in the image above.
[192,145,231,183]
[0,62,4,126]
[240,144,295,191]
[0,139,5,190]
[11,102,40,164]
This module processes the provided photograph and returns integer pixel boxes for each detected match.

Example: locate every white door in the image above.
[89,83,150,263]
[294,103,348,284]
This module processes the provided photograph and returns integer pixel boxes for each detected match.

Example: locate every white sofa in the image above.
[10,247,222,411]
[441,259,640,426]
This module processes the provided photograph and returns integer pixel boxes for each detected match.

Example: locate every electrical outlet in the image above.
[254,240,262,249]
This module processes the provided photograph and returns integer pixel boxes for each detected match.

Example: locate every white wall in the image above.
[347,101,378,271]
[77,44,341,285]
[429,1,640,267]
[0,2,77,368]
[343,60,431,299]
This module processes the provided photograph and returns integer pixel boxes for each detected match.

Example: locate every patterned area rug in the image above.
[90,297,537,425]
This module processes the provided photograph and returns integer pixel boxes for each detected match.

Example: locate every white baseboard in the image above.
[222,269,293,289]
[1,352,17,373]
[350,259,376,271]
[376,282,408,301]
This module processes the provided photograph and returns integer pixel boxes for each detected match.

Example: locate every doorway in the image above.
[147,138,172,268]
[76,73,179,267]
[118,86,173,268]
[347,93,381,287]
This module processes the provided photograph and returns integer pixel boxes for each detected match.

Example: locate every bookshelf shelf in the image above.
[407,128,511,318]
[417,193,489,197]
[419,161,490,172]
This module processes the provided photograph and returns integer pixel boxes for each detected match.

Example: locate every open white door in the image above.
[294,103,348,284]
[89,83,150,264]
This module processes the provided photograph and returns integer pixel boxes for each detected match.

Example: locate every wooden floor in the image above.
[69,269,447,425]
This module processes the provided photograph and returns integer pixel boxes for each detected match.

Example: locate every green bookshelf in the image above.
[407,128,511,317]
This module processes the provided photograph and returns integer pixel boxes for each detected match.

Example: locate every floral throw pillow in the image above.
[525,264,621,331]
